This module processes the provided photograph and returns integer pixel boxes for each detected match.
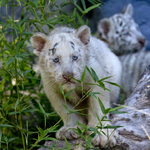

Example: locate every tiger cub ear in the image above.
[75,25,91,45]
[31,32,48,56]
[97,18,111,40]
[122,3,133,16]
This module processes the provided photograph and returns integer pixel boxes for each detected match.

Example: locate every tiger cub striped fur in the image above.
[96,3,150,97]
[120,51,150,97]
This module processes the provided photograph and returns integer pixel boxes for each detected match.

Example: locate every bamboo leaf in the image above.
[103,125,123,129]
[3,40,12,52]
[64,138,71,150]
[104,81,123,89]
[6,57,15,67]
[0,124,14,128]
[14,99,19,109]
[74,3,83,13]
[110,111,127,114]
[38,103,46,115]
[84,3,101,13]
[33,0,39,6]
[81,0,86,10]
[59,83,64,95]
[81,67,86,82]
[23,69,33,75]
[98,98,105,115]
[64,89,74,98]
[8,137,18,142]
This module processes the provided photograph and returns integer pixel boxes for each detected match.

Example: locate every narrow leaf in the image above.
[6,57,15,67]
[81,67,86,82]
[38,103,46,115]
[103,125,123,129]
[0,124,13,128]
[64,89,74,97]
[81,0,86,10]
[64,138,71,150]
[104,81,123,89]
[59,83,64,95]
[98,98,105,114]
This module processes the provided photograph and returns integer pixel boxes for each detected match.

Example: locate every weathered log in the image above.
[38,65,150,150]
[112,65,150,150]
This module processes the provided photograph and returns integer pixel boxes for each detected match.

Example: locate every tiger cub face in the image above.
[96,3,146,55]
[31,26,90,91]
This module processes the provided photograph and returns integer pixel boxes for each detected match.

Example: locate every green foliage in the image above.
[0,0,124,149]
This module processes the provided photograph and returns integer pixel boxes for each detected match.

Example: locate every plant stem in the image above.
[11,0,25,149]
[6,142,8,150]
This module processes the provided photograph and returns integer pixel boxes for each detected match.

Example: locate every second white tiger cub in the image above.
[31,25,122,147]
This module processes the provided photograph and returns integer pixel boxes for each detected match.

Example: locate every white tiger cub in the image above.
[95,3,146,56]
[31,25,122,147]
[96,3,150,97]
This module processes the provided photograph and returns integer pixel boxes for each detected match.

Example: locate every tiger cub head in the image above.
[31,25,90,91]
[96,3,146,55]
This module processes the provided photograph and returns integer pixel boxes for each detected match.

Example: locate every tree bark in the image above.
[112,65,150,150]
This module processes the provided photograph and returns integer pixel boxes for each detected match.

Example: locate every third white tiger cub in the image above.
[31,25,122,147]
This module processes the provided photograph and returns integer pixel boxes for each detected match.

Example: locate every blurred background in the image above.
[84,0,150,50]
[1,0,150,49]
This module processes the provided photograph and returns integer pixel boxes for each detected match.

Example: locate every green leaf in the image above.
[110,105,127,112]
[68,75,81,83]
[91,68,99,82]
[6,57,15,67]
[97,98,105,115]
[62,104,70,114]
[37,127,44,135]
[29,1,36,7]
[81,0,86,10]
[8,137,18,142]
[103,125,123,129]
[74,3,83,13]
[38,103,46,115]
[3,40,12,52]
[84,3,101,13]
[64,89,74,98]
[89,92,101,99]
[41,137,57,141]
[0,124,14,128]
[95,111,103,128]
[104,81,123,89]
[16,0,21,6]
[76,121,86,129]
[14,99,19,110]
[9,111,19,115]
[81,67,86,82]
[98,76,113,82]
[22,109,38,113]
[86,67,99,82]
[23,69,33,75]
[33,0,39,6]
[24,76,40,80]
[17,53,32,57]
[64,138,71,150]
[110,111,127,114]
[88,127,100,135]
[104,108,111,114]
[59,83,64,95]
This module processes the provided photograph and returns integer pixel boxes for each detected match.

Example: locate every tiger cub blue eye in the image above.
[72,56,78,60]
[53,58,59,63]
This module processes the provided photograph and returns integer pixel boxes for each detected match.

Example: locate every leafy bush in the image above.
[0,0,124,149]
